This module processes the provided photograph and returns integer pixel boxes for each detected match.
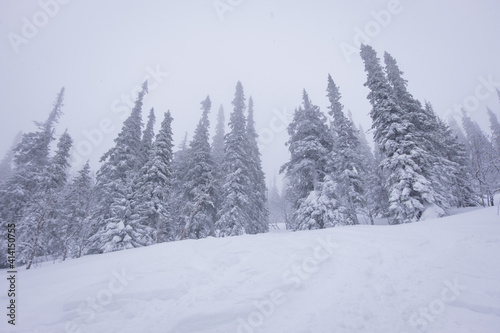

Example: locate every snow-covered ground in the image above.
[2,206,500,333]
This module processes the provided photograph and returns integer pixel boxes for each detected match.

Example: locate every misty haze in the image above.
[1,1,500,332]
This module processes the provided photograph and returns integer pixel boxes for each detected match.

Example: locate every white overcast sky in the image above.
[1,0,500,188]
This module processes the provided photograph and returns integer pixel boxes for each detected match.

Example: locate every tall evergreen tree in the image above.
[58,161,95,260]
[355,125,386,223]
[140,108,156,166]
[434,114,478,208]
[170,132,191,238]
[246,96,269,233]
[215,82,253,236]
[280,90,336,230]
[180,96,218,239]
[211,104,226,223]
[326,75,365,225]
[131,111,174,243]
[21,131,73,269]
[0,88,65,268]
[487,107,500,156]
[93,81,148,253]
[462,111,498,206]
[360,45,436,224]
[212,104,226,166]
[384,52,453,215]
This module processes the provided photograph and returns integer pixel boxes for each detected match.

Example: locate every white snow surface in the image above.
[2,207,500,333]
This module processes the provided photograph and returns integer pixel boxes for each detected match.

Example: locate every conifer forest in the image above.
[1,45,499,270]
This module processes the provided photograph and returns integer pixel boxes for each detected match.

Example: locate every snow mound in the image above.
[420,203,447,220]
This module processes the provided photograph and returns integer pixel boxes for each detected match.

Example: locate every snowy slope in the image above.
[2,207,500,333]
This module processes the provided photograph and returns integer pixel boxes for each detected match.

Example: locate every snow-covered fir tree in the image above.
[487,107,500,157]
[21,130,73,269]
[170,132,191,238]
[433,113,478,208]
[93,81,149,253]
[180,96,218,239]
[462,111,498,206]
[0,88,65,268]
[280,89,338,230]
[360,45,436,224]
[140,108,156,167]
[211,104,226,223]
[245,96,269,233]
[212,104,226,166]
[58,161,95,260]
[215,82,254,236]
[385,53,460,215]
[326,74,366,225]
[354,125,385,224]
[131,111,174,243]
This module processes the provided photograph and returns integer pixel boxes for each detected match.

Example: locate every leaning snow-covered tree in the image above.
[0,88,66,269]
[360,45,437,224]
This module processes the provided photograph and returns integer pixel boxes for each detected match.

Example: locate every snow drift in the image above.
[2,206,500,333]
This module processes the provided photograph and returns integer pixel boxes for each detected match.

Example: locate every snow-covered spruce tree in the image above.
[140,107,156,167]
[0,88,65,268]
[58,161,95,260]
[212,104,226,166]
[384,53,457,214]
[178,96,218,239]
[215,81,253,236]
[487,107,500,157]
[462,111,498,206]
[131,111,174,243]
[422,102,479,208]
[280,90,338,230]
[355,125,387,223]
[360,45,437,224]
[93,81,149,253]
[0,131,22,184]
[246,96,269,233]
[21,131,73,269]
[434,115,479,208]
[211,104,226,222]
[326,75,365,225]
[170,132,191,238]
